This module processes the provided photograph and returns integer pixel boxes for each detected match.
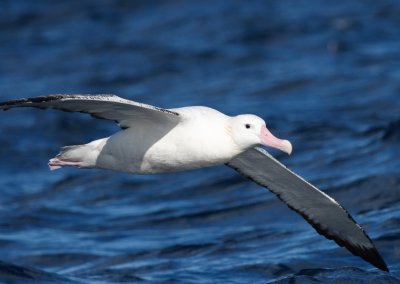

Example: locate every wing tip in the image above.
[0,94,116,110]
[312,218,389,272]
[334,236,389,272]
[0,95,64,109]
[362,245,389,272]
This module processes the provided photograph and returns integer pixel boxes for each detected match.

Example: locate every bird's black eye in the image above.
[245,124,251,129]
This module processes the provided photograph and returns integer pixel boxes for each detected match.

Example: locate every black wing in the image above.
[0,94,180,129]
[227,147,388,272]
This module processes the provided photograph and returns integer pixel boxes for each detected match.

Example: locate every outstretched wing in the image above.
[0,94,180,129]
[227,147,388,272]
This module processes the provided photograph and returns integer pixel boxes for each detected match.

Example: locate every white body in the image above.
[63,107,243,174]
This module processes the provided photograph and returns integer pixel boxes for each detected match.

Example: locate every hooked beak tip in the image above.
[281,140,293,155]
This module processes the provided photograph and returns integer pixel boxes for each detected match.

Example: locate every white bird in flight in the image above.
[0,94,388,272]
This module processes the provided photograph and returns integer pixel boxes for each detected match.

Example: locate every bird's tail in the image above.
[48,138,107,170]
[48,145,85,170]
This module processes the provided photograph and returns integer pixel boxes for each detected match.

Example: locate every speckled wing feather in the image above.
[0,94,180,129]
[227,147,388,272]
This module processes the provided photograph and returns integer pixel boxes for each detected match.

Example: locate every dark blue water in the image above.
[0,0,399,283]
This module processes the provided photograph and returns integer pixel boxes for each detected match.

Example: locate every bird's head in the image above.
[230,114,292,154]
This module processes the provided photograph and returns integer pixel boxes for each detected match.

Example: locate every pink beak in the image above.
[260,125,292,155]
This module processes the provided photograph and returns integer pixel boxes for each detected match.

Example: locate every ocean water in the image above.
[0,0,399,283]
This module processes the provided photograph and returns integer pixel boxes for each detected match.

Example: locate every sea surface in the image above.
[0,0,399,283]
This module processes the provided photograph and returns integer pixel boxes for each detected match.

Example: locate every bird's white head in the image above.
[230,114,292,155]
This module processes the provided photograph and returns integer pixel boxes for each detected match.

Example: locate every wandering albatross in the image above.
[0,94,389,271]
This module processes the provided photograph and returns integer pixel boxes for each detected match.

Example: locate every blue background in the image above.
[0,0,399,283]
